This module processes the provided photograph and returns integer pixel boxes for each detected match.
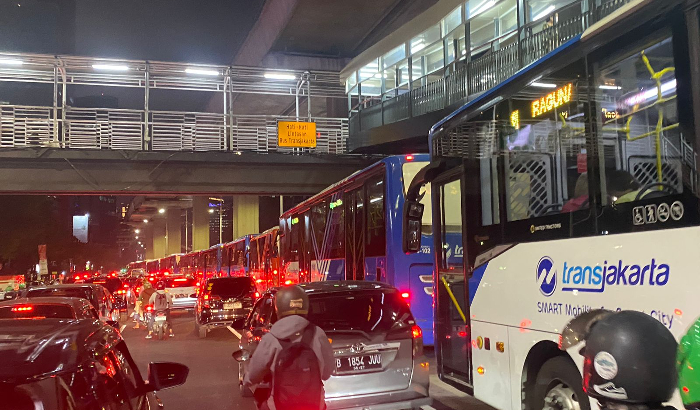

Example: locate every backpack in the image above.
[153,292,168,311]
[272,325,323,410]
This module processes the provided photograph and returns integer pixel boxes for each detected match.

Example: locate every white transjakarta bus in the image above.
[403,1,700,410]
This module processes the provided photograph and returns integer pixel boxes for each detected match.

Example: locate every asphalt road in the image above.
[122,309,255,410]
[121,310,492,410]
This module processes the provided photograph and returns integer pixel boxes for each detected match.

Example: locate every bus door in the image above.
[344,187,365,280]
[435,176,472,387]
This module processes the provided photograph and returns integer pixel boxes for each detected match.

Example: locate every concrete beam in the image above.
[152,219,166,259]
[0,149,378,195]
[233,0,300,66]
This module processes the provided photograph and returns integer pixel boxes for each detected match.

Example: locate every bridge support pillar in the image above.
[192,197,210,251]
[152,218,167,259]
[232,195,259,238]
[144,227,154,260]
[166,210,182,255]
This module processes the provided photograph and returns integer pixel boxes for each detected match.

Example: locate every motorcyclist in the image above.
[678,316,700,410]
[561,309,677,410]
[243,285,334,410]
[135,281,155,330]
[147,282,173,339]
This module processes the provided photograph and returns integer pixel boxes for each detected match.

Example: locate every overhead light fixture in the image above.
[470,0,496,18]
[143,219,149,223]
[135,236,139,239]
[135,229,140,234]
[92,63,129,71]
[185,68,219,76]
[625,79,676,106]
[599,84,622,90]
[533,5,556,21]
[264,72,296,81]
[158,208,166,214]
[0,58,23,66]
[208,209,215,214]
[530,81,557,88]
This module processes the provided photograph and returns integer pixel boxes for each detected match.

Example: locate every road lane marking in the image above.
[120,324,126,333]
[227,326,242,339]
[421,406,437,410]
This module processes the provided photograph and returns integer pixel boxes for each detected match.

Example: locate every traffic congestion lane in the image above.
[122,309,255,410]
[121,310,490,410]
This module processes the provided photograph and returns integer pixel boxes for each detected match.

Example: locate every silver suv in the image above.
[237,281,431,410]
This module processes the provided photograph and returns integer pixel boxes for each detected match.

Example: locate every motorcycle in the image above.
[152,309,169,341]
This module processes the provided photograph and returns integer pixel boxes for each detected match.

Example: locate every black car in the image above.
[0,299,189,410]
[24,284,120,322]
[194,277,256,338]
[0,296,102,321]
[88,276,129,314]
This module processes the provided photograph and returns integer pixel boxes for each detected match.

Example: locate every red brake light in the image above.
[273,269,278,274]
[146,305,153,312]
[255,279,263,284]
[123,283,129,288]
[12,306,34,312]
[74,275,80,280]
[148,277,154,282]
[284,280,293,285]
[411,325,422,339]
[405,154,414,161]
[83,274,89,279]
[164,271,170,276]
[254,292,260,298]
[174,278,187,282]
[204,294,209,300]
[401,291,410,299]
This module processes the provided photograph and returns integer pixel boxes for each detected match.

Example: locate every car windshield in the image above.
[27,288,95,305]
[207,278,253,298]
[165,277,197,288]
[307,289,411,334]
[0,304,75,319]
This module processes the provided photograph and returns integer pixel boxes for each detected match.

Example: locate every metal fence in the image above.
[350,0,631,134]
[0,105,348,154]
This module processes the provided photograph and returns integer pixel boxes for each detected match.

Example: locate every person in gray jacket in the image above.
[243,285,334,410]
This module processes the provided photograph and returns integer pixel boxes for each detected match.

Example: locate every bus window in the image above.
[502,58,590,220]
[311,202,329,258]
[327,195,344,259]
[366,176,386,257]
[595,36,686,206]
[402,161,433,234]
[440,179,464,271]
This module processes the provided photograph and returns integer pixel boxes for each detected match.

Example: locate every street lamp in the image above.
[158,208,165,214]
[209,197,224,244]
[135,229,140,234]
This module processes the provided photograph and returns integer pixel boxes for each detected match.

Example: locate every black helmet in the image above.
[572,310,677,405]
[274,285,308,319]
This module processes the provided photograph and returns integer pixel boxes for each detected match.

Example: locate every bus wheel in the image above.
[532,357,589,410]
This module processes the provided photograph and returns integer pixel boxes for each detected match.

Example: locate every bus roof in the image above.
[281,154,429,218]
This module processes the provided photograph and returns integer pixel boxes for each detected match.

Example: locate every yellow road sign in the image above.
[278,121,317,148]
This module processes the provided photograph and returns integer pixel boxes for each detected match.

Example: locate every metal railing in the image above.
[0,105,348,154]
[350,0,631,135]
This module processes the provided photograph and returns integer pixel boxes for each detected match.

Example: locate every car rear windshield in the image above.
[206,278,253,297]
[27,288,95,305]
[308,289,411,334]
[165,277,197,288]
[91,278,122,293]
[0,304,75,319]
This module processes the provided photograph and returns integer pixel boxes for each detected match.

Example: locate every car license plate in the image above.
[224,302,242,310]
[155,315,167,321]
[335,354,382,373]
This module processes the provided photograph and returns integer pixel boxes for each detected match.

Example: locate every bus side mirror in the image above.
[403,200,424,253]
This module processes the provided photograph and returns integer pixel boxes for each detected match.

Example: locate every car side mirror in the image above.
[147,362,189,391]
[402,200,424,253]
[232,350,251,362]
[106,320,119,330]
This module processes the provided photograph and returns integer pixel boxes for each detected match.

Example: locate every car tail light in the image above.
[284,280,293,285]
[12,306,33,312]
[401,291,410,299]
[117,290,126,295]
[146,305,153,312]
[255,292,260,298]
[412,325,424,357]
[74,275,80,280]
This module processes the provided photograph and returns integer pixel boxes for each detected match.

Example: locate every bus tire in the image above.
[531,356,589,410]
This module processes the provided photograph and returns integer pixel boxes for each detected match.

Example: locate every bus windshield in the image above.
[402,161,432,231]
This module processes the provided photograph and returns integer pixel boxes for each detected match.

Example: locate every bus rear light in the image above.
[405,154,414,161]
[400,291,410,299]
[496,342,505,353]
[477,366,485,375]
[458,331,467,337]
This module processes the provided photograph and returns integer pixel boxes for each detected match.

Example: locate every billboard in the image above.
[73,215,89,243]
